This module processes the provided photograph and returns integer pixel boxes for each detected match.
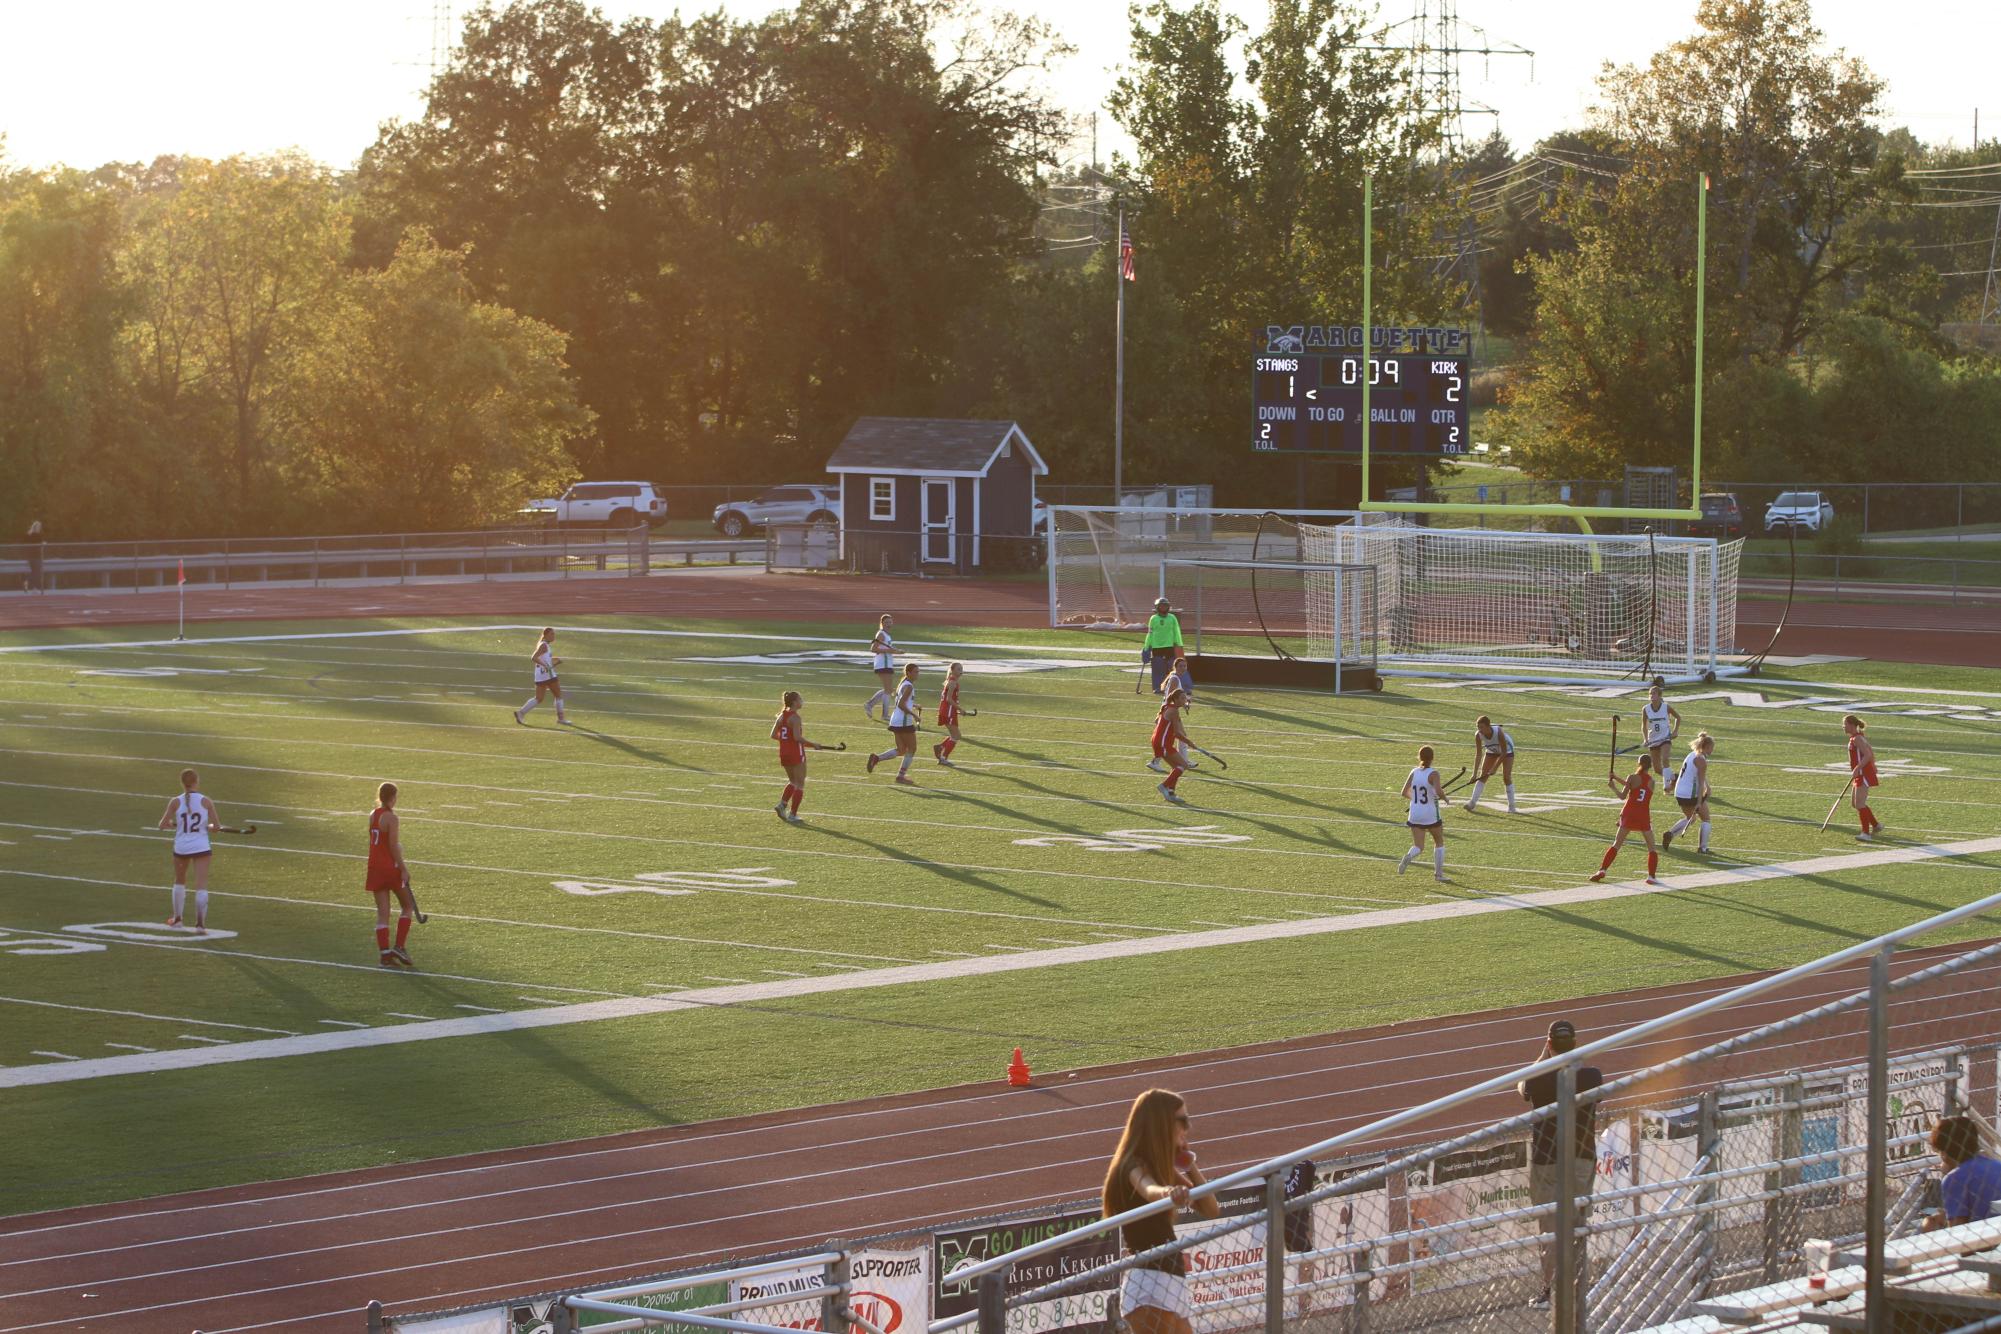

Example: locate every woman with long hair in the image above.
[1102,1089,1220,1334]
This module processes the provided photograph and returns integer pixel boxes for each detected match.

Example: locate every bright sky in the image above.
[0,1,1990,173]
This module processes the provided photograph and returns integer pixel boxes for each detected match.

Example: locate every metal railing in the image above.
[0,526,765,594]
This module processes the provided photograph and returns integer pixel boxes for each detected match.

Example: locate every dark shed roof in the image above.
[826,418,1048,477]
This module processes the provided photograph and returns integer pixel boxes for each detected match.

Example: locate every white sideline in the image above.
[6,834,2000,1090]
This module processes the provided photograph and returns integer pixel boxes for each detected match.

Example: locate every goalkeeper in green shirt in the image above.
[1143,598,1184,694]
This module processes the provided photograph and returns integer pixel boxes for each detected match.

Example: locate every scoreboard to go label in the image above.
[1253,324,1469,456]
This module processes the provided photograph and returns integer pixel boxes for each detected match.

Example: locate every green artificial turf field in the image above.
[3,616,2001,1216]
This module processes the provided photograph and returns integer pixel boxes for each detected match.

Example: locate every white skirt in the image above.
[1121,1266,1192,1320]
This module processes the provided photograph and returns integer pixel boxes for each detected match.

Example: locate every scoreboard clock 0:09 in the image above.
[1252,352,1467,455]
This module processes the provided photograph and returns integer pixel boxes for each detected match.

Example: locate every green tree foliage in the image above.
[277,229,589,532]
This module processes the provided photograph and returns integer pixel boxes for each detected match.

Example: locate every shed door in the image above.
[922,479,955,563]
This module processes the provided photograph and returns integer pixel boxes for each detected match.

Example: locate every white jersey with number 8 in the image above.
[1643,700,1672,747]
[171,792,212,856]
[1407,766,1441,827]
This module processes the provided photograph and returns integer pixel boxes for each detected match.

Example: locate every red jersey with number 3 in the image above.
[1850,739,1879,787]
[775,709,805,765]
[367,808,400,891]
[1620,771,1655,830]
[1151,706,1177,759]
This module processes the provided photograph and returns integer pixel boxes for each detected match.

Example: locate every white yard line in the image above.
[9,831,1994,1092]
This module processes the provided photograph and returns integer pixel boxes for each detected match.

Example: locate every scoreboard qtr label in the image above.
[1252,325,1469,456]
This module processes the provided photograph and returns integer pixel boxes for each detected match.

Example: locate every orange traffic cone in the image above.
[1007,1047,1032,1087]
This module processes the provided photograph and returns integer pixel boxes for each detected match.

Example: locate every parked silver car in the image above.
[713,485,839,537]
[521,481,669,528]
[1764,490,1835,532]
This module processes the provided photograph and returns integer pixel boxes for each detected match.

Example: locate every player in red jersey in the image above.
[1590,756,1661,885]
[772,691,835,823]
[366,782,417,967]
[1844,714,1884,841]
[933,662,967,767]
[1152,687,1192,804]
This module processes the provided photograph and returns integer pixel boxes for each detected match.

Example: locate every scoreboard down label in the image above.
[1253,324,1469,456]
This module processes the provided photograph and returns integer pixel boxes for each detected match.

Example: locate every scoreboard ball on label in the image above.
[1252,325,1470,457]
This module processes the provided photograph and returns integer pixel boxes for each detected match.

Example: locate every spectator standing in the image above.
[1518,1019,1604,1309]
[1102,1088,1220,1334]
[1928,1116,2001,1229]
[23,519,46,593]
[1143,599,1184,694]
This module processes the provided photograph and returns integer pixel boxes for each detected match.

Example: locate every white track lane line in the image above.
[4,835,1997,1091]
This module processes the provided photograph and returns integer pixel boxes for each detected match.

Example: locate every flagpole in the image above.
[1114,204,1125,504]
[176,558,185,642]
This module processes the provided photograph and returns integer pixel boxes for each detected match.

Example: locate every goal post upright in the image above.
[1356,172,1710,526]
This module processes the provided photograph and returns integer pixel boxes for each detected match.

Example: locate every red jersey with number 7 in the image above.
[367,808,400,891]
[1849,739,1879,787]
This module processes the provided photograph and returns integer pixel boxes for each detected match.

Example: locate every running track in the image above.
[2,946,1996,1333]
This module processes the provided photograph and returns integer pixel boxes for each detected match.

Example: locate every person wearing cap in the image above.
[1518,1020,1604,1309]
[1143,599,1184,694]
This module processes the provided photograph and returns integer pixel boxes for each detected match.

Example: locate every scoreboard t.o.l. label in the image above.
[1253,324,1469,456]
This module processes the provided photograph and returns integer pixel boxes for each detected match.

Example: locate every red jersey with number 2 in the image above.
[367,808,400,892]
[1620,771,1655,831]
[776,709,805,765]
[1850,740,1879,788]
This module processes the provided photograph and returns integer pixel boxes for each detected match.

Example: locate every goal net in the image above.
[1160,558,1378,671]
[1047,505,1745,683]
[1306,516,1744,680]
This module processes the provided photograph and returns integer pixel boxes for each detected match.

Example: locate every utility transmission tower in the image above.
[428,3,455,79]
[1400,0,1531,157]
[1983,200,2001,324]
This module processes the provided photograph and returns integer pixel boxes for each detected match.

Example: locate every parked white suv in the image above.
[712,485,838,537]
[523,482,669,528]
[1763,491,1835,532]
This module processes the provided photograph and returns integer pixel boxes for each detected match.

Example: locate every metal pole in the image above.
[1865,944,1891,1334]
[1692,173,1709,497]
[1554,1063,1580,1334]
[365,1299,385,1333]
[977,1267,1008,1334]
[823,1252,852,1334]
[1696,1090,1720,1297]
[1115,204,1125,501]
[1265,1169,1287,1334]
[1360,175,1373,505]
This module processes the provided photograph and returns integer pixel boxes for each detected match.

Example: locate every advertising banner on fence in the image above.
[391,1309,511,1334]
[935,1207,1118,1334]
[503,1280,730,1333]
[1403,1140,1532,1293]
[1847,1051,1963,1194]
[731,1247,930,1334]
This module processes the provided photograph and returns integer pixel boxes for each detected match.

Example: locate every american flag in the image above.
[1119,224,1135,282]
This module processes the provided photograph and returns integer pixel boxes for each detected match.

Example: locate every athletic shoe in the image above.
[380,951,402,968]
[932,743,943,762]
[194,922,206,936]
[775,803,791,821]
[938,758,955,769]
[867,753,880,775]
[1396,855,1411,876]
[894,775,916,786]
[1855,832,1872,843]
[1464,801,1480,812]
[512,709,526,726]
[1434,873,1449,883]
[1661,828,1675,850]
[1645,876,1661,886]
[864,703,876,720]
[1589,871,1607,883]
[165,915,182,928]
[390,947,413,967]
[1146,758,1166,774]
[1158,783,1184,804]
[557,717,574,726]
[1507,804,1518,814]
[1182,755,1199,768]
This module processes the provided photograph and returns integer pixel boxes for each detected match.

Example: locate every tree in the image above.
[277,228,589,531]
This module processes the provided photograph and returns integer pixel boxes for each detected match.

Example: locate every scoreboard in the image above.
[1252,326,1469,456]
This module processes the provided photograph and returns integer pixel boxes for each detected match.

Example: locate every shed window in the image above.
[869,478,895,522]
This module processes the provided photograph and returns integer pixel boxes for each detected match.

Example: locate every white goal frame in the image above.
[1159,558,1379,692]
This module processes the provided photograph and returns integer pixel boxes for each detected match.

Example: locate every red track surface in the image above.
[5,571,2000,1331]
[3,948,1995,1333]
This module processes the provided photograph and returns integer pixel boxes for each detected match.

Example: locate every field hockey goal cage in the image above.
[1160,558,1379,692]
[1047,506,1746,685]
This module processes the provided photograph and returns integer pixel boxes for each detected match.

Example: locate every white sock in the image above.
[195,889,208,923]
[866,690,884,714]
[1467,780,1485,805]
[1433,846,1446,875]
[555,700,568,720]
[1699,821,1711,851]
[898,754,913,776]
[1398,847,1418,869]
[876,748,897,763]
[171,884,185,919]
[1505,784,1517,811]
[1668,817,1689,836]
[518,697,539,715]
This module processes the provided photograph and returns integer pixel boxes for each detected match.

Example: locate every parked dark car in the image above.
[1689,492,1744,539]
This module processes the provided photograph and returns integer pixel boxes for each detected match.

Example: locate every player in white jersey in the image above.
[864,614,897,720]
[156,768,218,933]
[1640,680,1681,785]
[1662,733,1715,853]
[1396,745,1449,882]
[514,627,569,725]
[867,662,922,784]
[1465,715,1517,813]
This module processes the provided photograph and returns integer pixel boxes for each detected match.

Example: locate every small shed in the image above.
[826,417,1048,574]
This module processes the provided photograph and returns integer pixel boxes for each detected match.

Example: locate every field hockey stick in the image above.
[1134,648,1147,695]
[217,824,257,836]
[1435,766,1472,797]
[961,706,979,717]
[1608,716,1619,778]
[405,875,428,925]
[1818,771,1859,833]
[1186,744,1228,771]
